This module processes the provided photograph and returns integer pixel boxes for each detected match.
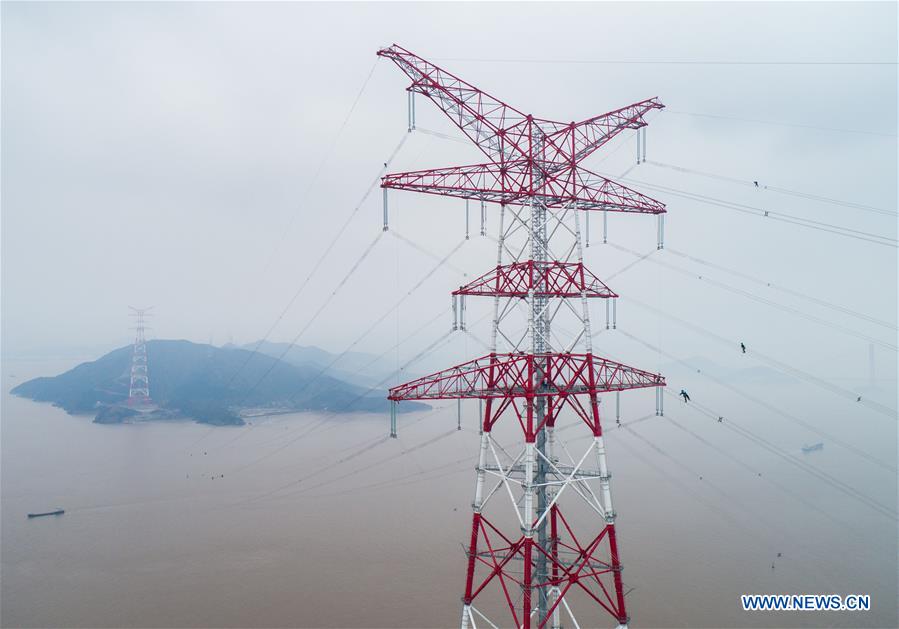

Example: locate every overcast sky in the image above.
[2,2,896,386]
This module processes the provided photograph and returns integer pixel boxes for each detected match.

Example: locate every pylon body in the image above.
[128,307,152,406]
[381,45,666,628]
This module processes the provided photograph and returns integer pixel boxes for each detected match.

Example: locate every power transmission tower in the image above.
[128,307,153,406]
[380,45,667,629]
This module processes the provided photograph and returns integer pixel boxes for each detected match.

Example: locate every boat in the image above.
[27,509,64,519]
[801,443,824,454]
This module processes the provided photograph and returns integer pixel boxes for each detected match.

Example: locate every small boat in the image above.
[801,443,824,454]
[27,509,64,519]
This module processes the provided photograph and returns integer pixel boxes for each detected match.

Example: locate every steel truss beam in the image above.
[454,261,618,299]
[382,162,666,214]
[378,44,666,629]
[388,352,662,406]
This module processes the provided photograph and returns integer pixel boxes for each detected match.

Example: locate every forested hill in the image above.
[12,340,422,425]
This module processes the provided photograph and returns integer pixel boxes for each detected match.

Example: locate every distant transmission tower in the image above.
[127,307,152,406]
[380,45,667,628]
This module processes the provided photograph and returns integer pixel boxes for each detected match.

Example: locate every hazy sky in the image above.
[2,2,896,385]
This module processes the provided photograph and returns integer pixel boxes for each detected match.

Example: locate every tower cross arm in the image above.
[540,97,664,166]
[381,161,530,205]
[566,167,667,214]
[382,162,666,213]
[377,44,530,162]
[388,353,665,402]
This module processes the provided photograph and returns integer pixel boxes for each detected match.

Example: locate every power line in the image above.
[285,238,468,405]
[665,389,897,520]
[223,133,411,393]
[235,230,386,404]
[644,160,897,217]
[618,328,896,473]
[658,411,875,541]
[619,293,898,420]
[228,328,461,474]
[433,57,898,67]
[665,109,897,138]
[259,59,383,273]
[664,247,897,331]
[601,175,898,247]
[609,242,898,351]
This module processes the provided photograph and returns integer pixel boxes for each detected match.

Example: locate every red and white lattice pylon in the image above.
[380,45,667,629]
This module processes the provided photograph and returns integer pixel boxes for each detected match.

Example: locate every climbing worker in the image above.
[679,389,691,403]
[857,396,862,402]
[740,342,747,354]
[753,181,759,188]
[717,416,724,423]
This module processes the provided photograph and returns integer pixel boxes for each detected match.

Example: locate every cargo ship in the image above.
[27,509,64,518]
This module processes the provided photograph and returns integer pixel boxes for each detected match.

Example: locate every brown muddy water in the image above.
[2,359,896,628]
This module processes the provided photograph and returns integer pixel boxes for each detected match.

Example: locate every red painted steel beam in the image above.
[464,512,627,628]
[453,261,618,298]
[387,352,665,402]
[382,162,666,214]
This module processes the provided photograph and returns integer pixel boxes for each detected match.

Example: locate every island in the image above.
[11,339,425,426]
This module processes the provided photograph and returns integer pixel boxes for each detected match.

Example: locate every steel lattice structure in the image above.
[127,307,152,406]
[380,44,666,629]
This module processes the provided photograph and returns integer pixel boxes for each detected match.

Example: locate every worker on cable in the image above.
[679,389,691,403]
[740,342,747,354]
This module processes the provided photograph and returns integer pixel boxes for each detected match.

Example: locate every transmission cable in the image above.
[222,132,411,393]
[644,160,897,217]
[661,389,897,521]
[620,293,898,419]
[618,328,896,473]
[608,242,897,351]
[285,238,468,405]
[663,246,896,331]
[235,230,386,404]
[664,109,896,138]
[259,59,383,274]
[601,175,898,247]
